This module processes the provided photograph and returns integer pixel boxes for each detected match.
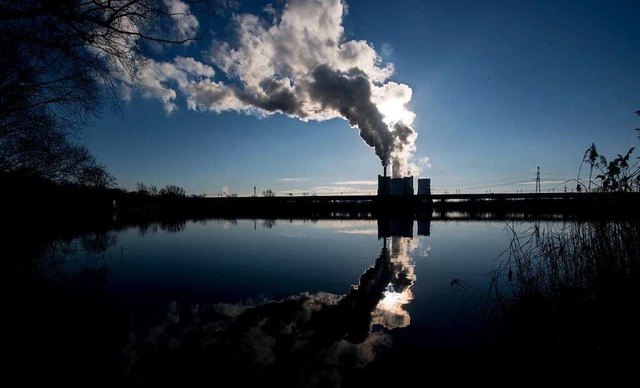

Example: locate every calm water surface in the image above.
[12,218,556,385]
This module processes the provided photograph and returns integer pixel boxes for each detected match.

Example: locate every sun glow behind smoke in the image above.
[374,83,416,128]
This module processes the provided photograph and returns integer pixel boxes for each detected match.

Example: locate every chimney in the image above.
[383,165,387,177]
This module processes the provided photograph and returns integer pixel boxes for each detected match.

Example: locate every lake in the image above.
[4,217,587,385]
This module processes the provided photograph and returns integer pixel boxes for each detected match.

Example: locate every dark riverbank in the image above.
[4,171,640,229]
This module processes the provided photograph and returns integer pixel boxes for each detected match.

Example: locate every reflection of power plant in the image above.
[366,218,427,330]
[317,223,422,338]
[378,167,431,197]
[335,239,395,342]
[377,217,431,238]
[369,236,417,330]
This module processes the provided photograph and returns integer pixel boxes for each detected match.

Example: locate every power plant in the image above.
[377,166,431,196]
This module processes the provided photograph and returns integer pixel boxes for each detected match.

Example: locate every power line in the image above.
[432,180,533,191]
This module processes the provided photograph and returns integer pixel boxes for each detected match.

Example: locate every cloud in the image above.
[310,185,375,195]
[331,180,377,185]
[277,177,310,182]
[380,42,394,57]
[163,0,200,42]
[407,156,432,177]
[119,0,419,176]
[134,56,216,113]
[276,186,375,196]
[305,220,378,235]
[332,229,378,235]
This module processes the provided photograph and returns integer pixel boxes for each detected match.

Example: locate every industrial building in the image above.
[417,178,431,195]
[377,169,431,197]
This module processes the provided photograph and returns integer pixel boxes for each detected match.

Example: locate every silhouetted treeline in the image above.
[5,171,640,230]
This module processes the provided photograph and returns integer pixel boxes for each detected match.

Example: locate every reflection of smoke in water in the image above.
[373,236,418,329]
[116,232,423,386]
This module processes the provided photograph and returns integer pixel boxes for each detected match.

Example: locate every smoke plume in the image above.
[126,0,418,176]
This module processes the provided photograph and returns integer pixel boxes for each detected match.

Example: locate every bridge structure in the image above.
[202,191,640,218]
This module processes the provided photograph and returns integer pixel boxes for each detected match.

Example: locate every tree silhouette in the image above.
[0,1,222,185]
[0,1,221,123]
[0,103,114,186]
[136,182,149,195]
[159,184,186,197]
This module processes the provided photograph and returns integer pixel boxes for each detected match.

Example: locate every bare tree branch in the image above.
[0,0,225,186]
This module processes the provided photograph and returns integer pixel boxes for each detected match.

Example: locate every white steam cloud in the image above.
[123,0,419,176]
[137,56,216,113]
[163,0,200,41]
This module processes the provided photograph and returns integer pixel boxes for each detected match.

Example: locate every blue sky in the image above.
[85,0,640,195]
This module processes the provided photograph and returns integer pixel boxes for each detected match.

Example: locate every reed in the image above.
[499,220,640,302]
[492,220,640,364]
